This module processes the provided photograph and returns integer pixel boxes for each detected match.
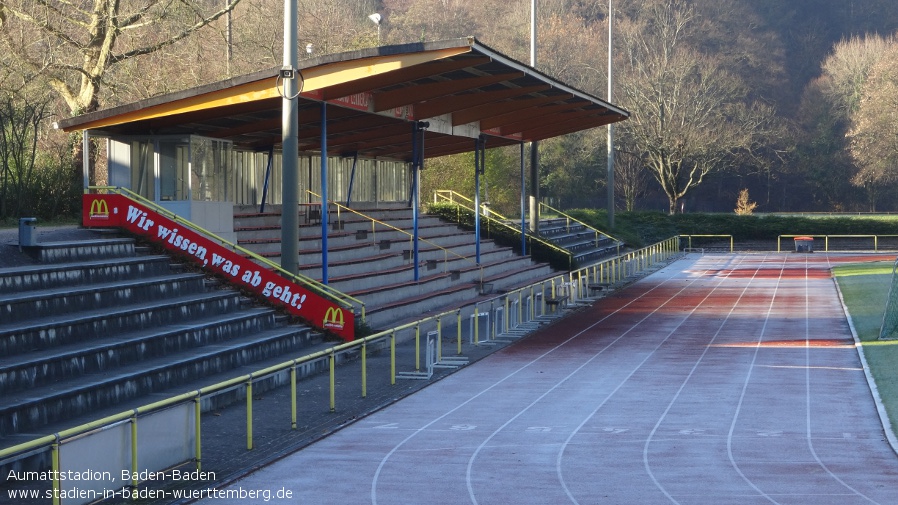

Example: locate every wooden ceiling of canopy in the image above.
[57,37,628,162]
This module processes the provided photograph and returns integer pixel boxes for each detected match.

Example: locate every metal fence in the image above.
[0,237,680,505]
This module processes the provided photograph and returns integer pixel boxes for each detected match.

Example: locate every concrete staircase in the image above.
[234,205,558,329]
[0,234,322,439]
[537,217,622,267]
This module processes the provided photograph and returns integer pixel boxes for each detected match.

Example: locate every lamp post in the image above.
[528,0,539,234]
[606,0,615,229]
[368,13,382,45]
[281,0,299,274]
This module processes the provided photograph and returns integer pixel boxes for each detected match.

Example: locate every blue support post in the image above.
[412,122,420,282]
[320,103,329,285]
[260,146,274,213]
[520,141,526,256]
[345,152,358,207]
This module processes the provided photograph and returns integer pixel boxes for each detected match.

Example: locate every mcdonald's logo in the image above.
[323,307,345,329]
[89,198,110,219]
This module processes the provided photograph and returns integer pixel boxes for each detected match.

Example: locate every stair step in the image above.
[27,238,137,263]
[0,255,174,293]
[0,308,279,394]
[0,324,315,435]
[0,291,248,356]
[0,273,209,324]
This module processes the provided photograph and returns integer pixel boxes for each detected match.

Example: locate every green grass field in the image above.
[833,261,898,436]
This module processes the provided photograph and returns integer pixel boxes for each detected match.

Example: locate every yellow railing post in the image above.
[390,331,396,385]
[504,295,510,333]
[456,310,462,354]
[290,366,298,428]
[437,317,443,362]
[361,341,368,398]
[414,325,421,371]
[474,304,480,345]
[489,300,496,339]
[51,437,60,505]
[329,352,336,412]
[246,379,253,450]
[130,412,138,497]
[195,396,202,470]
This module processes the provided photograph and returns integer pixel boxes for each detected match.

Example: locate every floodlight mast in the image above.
[528,0,539,234]
[281,0,299,274]
[607,0,615,228]
[369,13,382,44]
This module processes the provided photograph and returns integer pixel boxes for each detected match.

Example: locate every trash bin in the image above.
[19,217,37,248]
[794,236,813,253]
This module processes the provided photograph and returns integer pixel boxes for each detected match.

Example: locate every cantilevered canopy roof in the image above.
[56,37,628,162]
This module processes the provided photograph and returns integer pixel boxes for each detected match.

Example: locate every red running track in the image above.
[201,253,898,505]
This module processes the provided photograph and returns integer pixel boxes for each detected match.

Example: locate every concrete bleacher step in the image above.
[0,273,209,324]
[26,238,137,263]
[0,308,280,395]
[0,255,175,293]
[363,262,557,329]
[537,218,622,267]
[0,290,249,356]
[234,207,561,331]
[0,323,315,436]
[0,232,323,440]
[297,243,516,283]
[339,252,535,299]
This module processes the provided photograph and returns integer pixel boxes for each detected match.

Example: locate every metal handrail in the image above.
[308,191,484,282]
[539,202,622,247]
[432,190,575,268]
[0,236,683,486]
[88,186,366,321]
[680,234,734,252]
[434,189,513,222]
[776,234,898,252]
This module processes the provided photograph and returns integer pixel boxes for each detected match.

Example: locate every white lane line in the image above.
[801,255,880,504]
[551,254,752,505]
[724,254,788,505]
[639,253,772,505]
[465,256,735,505]
[371,256,697,505]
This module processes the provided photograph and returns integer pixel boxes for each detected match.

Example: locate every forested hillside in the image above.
[1,0,897,220]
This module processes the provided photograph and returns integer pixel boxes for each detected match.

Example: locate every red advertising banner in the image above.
[83,194,354,341]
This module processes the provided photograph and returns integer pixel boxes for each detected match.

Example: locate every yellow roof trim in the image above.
[302,46,473,92]
[68,78,281,131]
[64,46,474,132]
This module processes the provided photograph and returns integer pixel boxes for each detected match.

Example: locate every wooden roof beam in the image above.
[321,55,492,101]
[414,84,550,119]
[372,72,525,112]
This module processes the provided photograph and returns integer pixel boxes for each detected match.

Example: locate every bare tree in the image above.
[614,149,646,211]
[0,93,51,218]
[848,43,898,207]
[615,0,777,214]
[0,0,242,115]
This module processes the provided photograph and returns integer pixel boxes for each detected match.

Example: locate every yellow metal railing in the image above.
[309,191,484,282]
[539,202,622,252]
[0,236,682,502]
[680,234,735,252]
[88,186,366,322]
[433,190,575,269]
[776,234,898,252]
[433,189,514,222]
